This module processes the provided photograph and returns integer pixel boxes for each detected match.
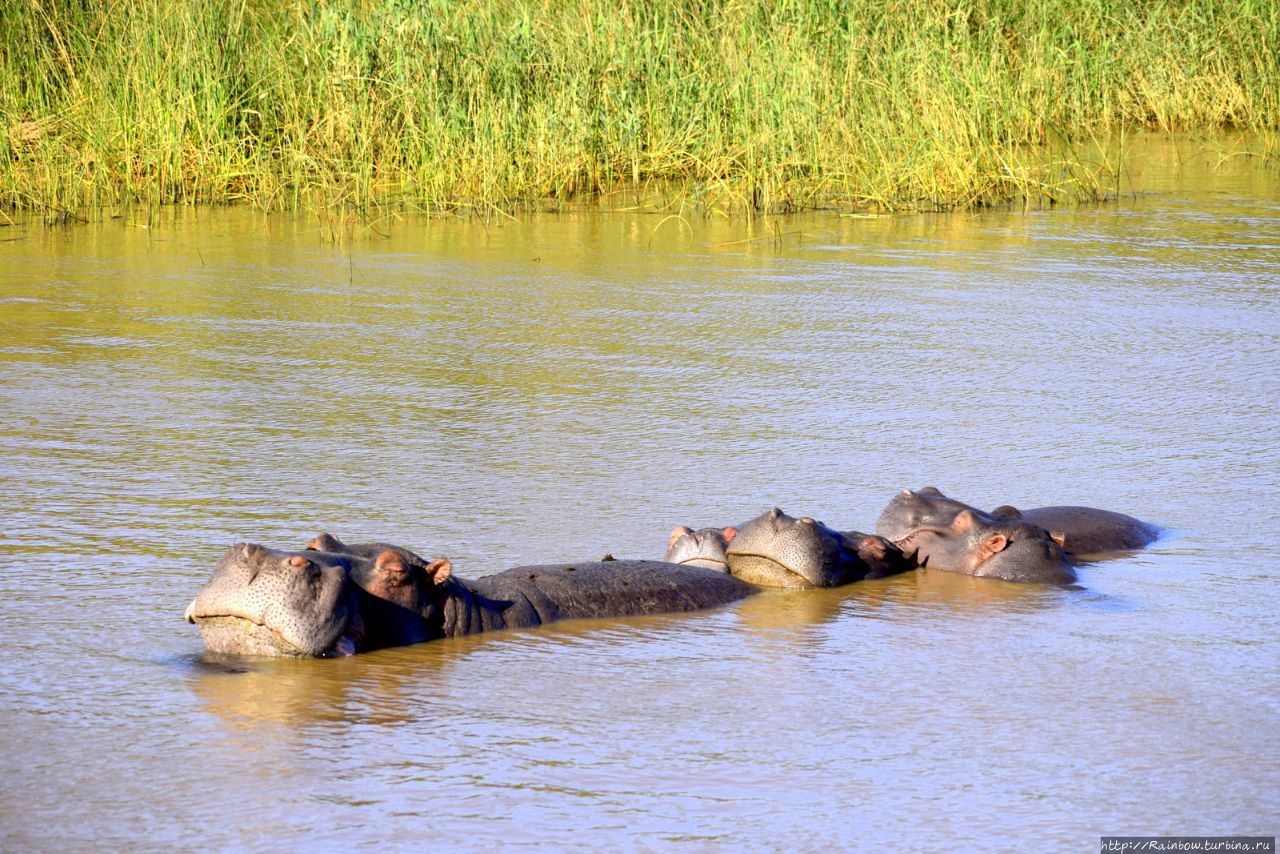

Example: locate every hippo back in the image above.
[1017,506,1159,555]
[468,560,757,625]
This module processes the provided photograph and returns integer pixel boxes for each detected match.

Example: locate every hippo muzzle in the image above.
[726,507,856,588]
[185,544,365,657]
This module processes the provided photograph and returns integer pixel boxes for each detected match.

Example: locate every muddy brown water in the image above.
[2,138,1278,847]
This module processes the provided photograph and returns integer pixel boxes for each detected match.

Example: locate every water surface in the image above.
[2,137,1278,847]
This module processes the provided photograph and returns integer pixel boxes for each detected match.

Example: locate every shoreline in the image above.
[5,0,1278,218]
[3,130,1273,236]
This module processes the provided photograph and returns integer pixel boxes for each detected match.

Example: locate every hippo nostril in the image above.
[800,517,815,525]
[288,556,310,569]
[901,489,913,496]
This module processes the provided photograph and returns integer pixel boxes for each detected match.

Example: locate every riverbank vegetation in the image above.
[3,0,1278,219]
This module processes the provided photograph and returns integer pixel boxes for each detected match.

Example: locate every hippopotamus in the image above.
[716,507,912,588]
[185,536,757,658]
[664,525,738,572]
[989,505,1159,555]
[878,487,1158,558]
[888,506,1078,584]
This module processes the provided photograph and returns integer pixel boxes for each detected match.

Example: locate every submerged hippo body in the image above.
[994,506,1159,556]
[723,507,912,588]
[878,487,1158,558]
[186,536,757,658]
[877,489,1077,584]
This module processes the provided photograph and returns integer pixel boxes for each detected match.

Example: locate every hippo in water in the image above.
[876,488,1078,583]
[888,506,1078,584]
[185,536,757,658]
[877,487,1158,558]
[667,508,913,588]
[988,505,1159,556]
[664,525,739,572]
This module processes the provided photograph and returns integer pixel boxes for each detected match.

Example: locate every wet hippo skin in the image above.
[877,489,1078,584]
[879,487,1159,558]
[185,537,757,657]
[668,507,912,588]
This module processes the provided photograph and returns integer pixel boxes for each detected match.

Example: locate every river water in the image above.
[2,138,1278,848]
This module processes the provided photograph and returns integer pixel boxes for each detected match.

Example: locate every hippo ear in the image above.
[722,526,738,543]
[920,486,943,496]
[306,532,344,552]
[989,505,1022,520]
[951,510,977,533]
[668,525,694,548]
[978,533,1009,562]
[425,558,452,586]
[857,535,887,561]
[1049,530,1067,549]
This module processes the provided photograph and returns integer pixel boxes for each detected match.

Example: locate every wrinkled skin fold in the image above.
[186,535,757,657]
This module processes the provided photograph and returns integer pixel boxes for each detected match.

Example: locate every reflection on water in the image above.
[2,136,1278,846]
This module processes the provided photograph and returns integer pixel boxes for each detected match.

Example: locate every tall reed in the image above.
[3,0,1277,216]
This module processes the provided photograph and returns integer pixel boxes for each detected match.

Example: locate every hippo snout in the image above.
[185,542,362,657]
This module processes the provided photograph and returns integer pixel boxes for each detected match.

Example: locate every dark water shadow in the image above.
[840,568,1073,618]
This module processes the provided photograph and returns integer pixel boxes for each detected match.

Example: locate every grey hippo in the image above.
[876,488,1075,583]
[666,507,913,588]
[185,534,756,658]
[878,487,1158,558]
[875,487,1159,584]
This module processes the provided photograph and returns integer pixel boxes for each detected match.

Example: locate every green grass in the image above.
[2,0,1278,218]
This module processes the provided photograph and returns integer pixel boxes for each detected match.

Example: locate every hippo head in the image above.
[874,487,982,543]
[663,525,738,572]
[303,533,453,616]
[185,541,454,657]
[895,510,1076,584]
[725,507,873,588]
[846,531,917,580]
[184,544,366,657]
